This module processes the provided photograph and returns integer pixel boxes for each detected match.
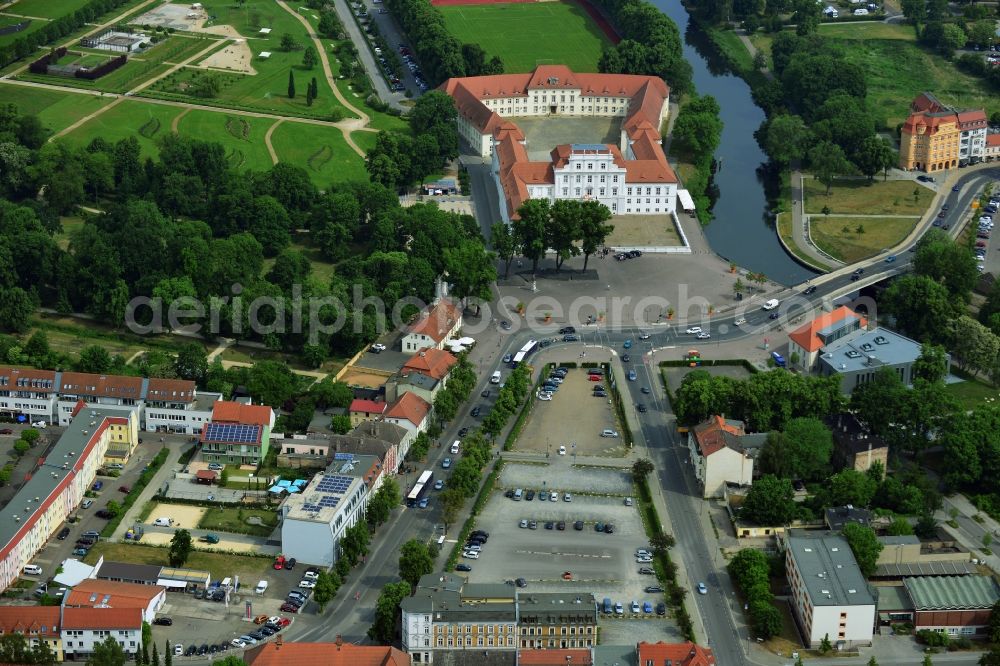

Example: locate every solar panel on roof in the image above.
[205,422,261,442]
[315,475,352,494]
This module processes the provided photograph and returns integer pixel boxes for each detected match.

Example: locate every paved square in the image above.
[511,116,621,161]
[515,369,624,457]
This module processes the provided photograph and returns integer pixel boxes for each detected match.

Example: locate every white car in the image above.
[558,446,566,455]
[370,343,386,353]
[298,580,316,589]
[462,551,480,559]
[31,421,46,428]
[175,645,184,656]
[639,332,650,340]
[685,326,702,334]
[548,377,564,384]
[696,332,711,340]
[549,491,558,501]
[303,571,320,580]
[636,555,653,563]
[734,318,746,326]
[230,639,246,649]
[268,616,284,625]
[537,392,553,401]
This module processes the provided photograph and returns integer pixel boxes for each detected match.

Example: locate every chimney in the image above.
[335,635,343,649]
[275,635,282,648]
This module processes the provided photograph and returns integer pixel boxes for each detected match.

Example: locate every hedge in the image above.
[100,447,169,538]
[605,363,634,446]
[76,53,127,79]
[29,47,67,74]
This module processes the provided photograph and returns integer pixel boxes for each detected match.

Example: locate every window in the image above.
[575,175,581,183]
[599,188,605,196]
[575,188,581,196]
[600,175,606,183]
[562,188,568,196]
[587,175,593,183]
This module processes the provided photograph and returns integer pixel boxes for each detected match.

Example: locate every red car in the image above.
[280,602,299,613]
[118,485,130,493]
[587,375,601,382]
[273,555,286,570]
[0,428,12,435]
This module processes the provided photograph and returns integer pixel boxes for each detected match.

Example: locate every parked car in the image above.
[57,527,70,540]
[153,617,173,626]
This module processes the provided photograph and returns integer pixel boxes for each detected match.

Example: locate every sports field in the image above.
[439,1,610,73]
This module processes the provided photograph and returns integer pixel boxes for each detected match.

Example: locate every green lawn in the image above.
[84,542,272,581]
[836,38,997,128]
[5,0,92,19]
[709,27,754,72]
[440,1,610,73]
[271,121,369,185]
[176,108,275,172]
[0,83,114,133]
[944,377,1000,409]
[197,506,279,537]
[817,22,916,40]
[61,99,184,157]
[803,178,934,215]
[810,215,920,262]
[0,15,49,47]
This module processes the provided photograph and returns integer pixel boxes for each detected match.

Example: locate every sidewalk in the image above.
[936,494,1000,572]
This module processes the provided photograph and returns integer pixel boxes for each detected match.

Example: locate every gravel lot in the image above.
[516,369,625,457]
[499,462,632,496]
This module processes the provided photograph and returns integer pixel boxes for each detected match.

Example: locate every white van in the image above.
[761,299,780,310]
[490,371,502,384]
[513,488,523,501]
[255,580,268,594]
[153,517,173,527]
[450,440,460,454]
[853,7,868,14]
[23,564,42,576]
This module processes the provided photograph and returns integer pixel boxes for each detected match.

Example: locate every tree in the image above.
[444,240,496,307]
[829,469,878,507]
[901,0,925,22]
[854,136,894,181]
[330,415,352,434]
[280,33,297,51]
[578,200,614,272]
[761,114,811,166]
[514,199,550,272]
[490,222,518,279]
[791,0,821,34]
[302,46,317,69]
[819,633,832,654]
[741,475,796,525]
[368,581,410,643]
[287,70,296,99]
[12,439,29,456]
[168,529,193,566]
[913,343,950,383]
[951,316,1000,375]
[440,487,465,532]
[759,417,833,481]
[808,141,852,194]
[340,521,370,565]
[0,286,32,333]
[672,94,723,158]
[886,517,914,536]
[174,343,208,383]
[245,360,298,407]
[87,635,127,666]
[318,10,341,37]
[650,532,676,553]
[164,641,171,666]
[842,523,883,577]
[366,478,399,527]
[980,647,1000,666]
[632,458,654,481]
[212,658,248,666]
[77,345,113,373]
[409,92,459,162]
[313,570,338,612]
[882,275,955,343]
[104,501,122,518]
[867,657,879,666]
[915,229,978,301]
[937,23,967,55]
[310,379,354,409]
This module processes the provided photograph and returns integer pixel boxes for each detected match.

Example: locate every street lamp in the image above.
[248,473,253,494]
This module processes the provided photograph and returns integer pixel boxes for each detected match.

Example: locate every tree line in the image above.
[0,103,495,367]
[496,198,615,274]
[0,0,135,68]
[671,94,724,223]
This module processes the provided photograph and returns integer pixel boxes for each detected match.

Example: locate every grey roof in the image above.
[875,560,977,578]
[878,535,920,546]
[399,373,439,390]
[347,420,409,447]
[876,585,913,612]
[517,592,598,624]
[904,575,1000,610]
[417,572,466,592]
[818,327,927,375]
[0,407,126,555]
[465,583,517,599]
[787,532,876,607]
[96,561,162,582]
[593,645,637,666]
[827,413,887,455]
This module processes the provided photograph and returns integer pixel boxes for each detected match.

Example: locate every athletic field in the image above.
[439,1,610,73]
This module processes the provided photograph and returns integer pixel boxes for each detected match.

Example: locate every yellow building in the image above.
[0,607,63,661]
[899,92,987,172]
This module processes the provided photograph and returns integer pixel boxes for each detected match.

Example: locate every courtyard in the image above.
[511,116,621,161]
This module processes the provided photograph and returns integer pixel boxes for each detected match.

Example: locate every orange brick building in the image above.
[899,92,987,172]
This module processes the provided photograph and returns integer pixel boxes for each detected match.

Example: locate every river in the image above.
[649,0,816,285]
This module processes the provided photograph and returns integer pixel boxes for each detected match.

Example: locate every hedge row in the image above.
[29,47,67,74]
[605,363,634,446]
[0,0,136,69]
[100,447,169,538]
[76,53,127,79]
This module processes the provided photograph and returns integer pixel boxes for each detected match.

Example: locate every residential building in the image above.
[199,401,275,467]
[0,607,63,661]
[899,92,987,171]
[64,579,166,623]
[92,561,162,586]
[384,392,431,461]
[824,505,873,531]
[244,636,410,666]
[61,607,143,659]
[279,457,379,567]
[827,413,888,474]
[401,573,518,663]
[636,642,715,666]
[789,306,945,394]
[330,420,406,475]
[516,649,592,666]
[0,367,219,434]
[903,575,1000,635]
[986,133,1000,160]
[516,593,598,649]
[441,66,678,222]
[387,348,459,404]
[0,407,133,593]
[785,532,876,649]
[143,378,220,434]
[687,415,766,498]
[349,398,387,427]
[402,300,463,353]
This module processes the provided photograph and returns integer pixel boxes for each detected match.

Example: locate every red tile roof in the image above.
[517,649,592,665]
[350,399,386,416]
[211,401,274,426]
[0,607,60,637]
[146,378,197,403]
[59,372,143,401]
[195,469,217,480]
[402,348,457,381]
[988,134,1000,148]
[62,607,143,630]
[244,640,409,666]
[637,641,715,666]
[66,579,164,609]
[0,367,57,390]
[788,306,864,353]
[901,93,987,137]
[692,415,745,457]
[384,392,430,428]
[406,301,462,344]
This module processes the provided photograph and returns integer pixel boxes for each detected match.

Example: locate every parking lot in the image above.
[515,369,624,457]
